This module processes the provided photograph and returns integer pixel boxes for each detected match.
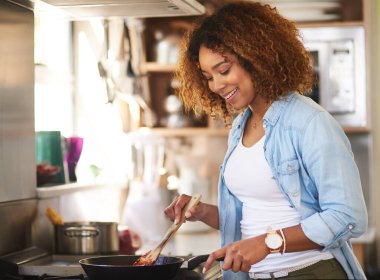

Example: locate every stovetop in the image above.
[0,247,222,280]
[12,271,203,280]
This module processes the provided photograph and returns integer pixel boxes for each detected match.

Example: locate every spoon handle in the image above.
[159,194,202,247]
[133,194,202,265]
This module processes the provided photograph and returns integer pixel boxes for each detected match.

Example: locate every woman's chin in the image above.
[228,101,246,111]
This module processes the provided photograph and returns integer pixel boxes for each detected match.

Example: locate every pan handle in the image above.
[186,255,224,270]
[64,226,100,238]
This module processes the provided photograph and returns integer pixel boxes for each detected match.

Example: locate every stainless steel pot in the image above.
[54,222,119,255]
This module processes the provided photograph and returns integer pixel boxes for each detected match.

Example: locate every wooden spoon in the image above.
[133,194,202,266]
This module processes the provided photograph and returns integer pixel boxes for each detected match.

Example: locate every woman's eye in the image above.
[220,68,231,76]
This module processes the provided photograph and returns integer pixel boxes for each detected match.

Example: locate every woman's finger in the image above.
[163,195,179,221]
[203,248,226,273]
[173,194,190,224]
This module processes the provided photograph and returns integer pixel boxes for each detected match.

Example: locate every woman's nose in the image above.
[210,76,226,94]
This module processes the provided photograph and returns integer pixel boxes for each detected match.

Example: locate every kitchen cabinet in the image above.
[0,0,35,203]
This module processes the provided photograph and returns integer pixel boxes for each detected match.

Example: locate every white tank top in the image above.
[224,136,333,273]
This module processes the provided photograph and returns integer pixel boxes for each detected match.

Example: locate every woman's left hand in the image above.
[203,234,269,273]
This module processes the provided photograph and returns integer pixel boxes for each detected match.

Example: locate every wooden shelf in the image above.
[143,62,177,73]
[36,181,128,198]
[146,126,368,137]
[145,127,229,137]
[343,126,371,134]
[297,21,365,28]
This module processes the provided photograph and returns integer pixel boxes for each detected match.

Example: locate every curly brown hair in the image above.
[175,0,315,125]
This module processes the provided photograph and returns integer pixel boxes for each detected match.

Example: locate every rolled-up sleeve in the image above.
[299,111,368,249]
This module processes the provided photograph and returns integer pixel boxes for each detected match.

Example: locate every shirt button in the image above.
[348,224,354,230]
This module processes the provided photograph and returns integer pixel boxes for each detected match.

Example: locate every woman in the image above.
[164,1,368,279]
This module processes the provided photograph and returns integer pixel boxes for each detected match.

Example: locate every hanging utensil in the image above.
[97,19,115,104]
[133,194,202,266]
[97,62,116,104]
[124,20,135,78]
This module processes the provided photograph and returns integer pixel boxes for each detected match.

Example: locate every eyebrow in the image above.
[201,58,229,74]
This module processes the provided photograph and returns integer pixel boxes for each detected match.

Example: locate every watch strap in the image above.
[279,228,286,254]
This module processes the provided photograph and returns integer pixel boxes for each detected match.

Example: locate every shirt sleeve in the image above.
[299,111,368,249]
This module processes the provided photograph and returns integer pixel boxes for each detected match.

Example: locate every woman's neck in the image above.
[248,97,271,120]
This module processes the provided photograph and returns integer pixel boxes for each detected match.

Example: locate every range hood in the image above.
[34,0,205,18]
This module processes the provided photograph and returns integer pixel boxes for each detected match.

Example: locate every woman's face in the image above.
[198,45,256,110]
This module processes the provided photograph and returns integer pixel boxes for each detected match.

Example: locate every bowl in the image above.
[36,163,61,186]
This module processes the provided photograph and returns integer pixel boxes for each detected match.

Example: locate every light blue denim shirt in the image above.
[218,92,368,280]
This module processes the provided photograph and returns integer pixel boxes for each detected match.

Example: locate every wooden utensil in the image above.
[133,194,202,266]
[46,207,64,225]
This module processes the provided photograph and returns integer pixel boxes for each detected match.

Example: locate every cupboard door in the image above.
[0,1,36,202]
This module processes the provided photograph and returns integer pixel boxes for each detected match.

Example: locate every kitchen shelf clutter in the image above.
[138,0,367,136]
[266,0,363,24]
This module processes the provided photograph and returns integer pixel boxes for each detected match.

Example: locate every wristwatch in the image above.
[264,227,283,253]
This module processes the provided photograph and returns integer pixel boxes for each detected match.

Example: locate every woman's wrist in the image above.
[261,234,271,256]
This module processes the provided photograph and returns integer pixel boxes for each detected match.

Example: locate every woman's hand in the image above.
[164,193,220,229]
[164,194,204,224]
[203,235,269,273]
[203,224,323,273]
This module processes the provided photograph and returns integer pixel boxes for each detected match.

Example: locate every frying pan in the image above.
[79,254,211,280]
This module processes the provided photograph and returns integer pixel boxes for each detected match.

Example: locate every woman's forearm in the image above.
[198,202,220,229]
[280,224,322,253]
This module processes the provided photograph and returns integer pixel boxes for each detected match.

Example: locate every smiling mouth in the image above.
[224,88,237,101]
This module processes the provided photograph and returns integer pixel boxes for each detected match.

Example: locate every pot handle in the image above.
[186,255,224,270]
[64,226,100,238]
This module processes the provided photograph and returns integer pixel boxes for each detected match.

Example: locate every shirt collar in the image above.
[235,92,296,129]
[264,92,296,126]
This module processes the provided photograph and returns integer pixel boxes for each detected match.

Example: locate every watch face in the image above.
[265,233,283,249]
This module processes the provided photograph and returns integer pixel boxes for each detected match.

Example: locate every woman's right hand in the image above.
[164,194,202,224]
[164,194,220,229]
